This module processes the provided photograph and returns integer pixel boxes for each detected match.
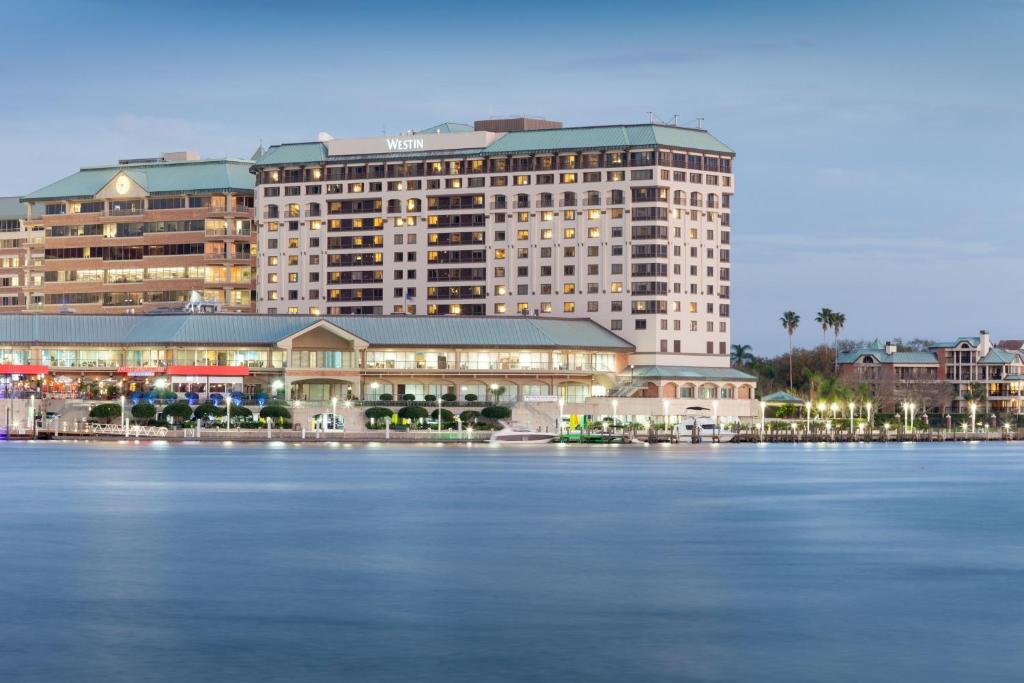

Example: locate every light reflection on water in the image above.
[1,440,1024,682]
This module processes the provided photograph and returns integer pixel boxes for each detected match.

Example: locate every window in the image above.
[611,320,622,330]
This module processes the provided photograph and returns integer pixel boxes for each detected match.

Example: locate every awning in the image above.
[0,364,49,375]
[165,365,250,377]
[117,366,164,377]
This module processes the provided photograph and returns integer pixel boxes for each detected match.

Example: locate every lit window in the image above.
[610,282,622,293]
[495,303,506,313]
[518,212,529,223]
[541,211,554,222]
[588,209,600,220]
[495,249,506,259]
[541,302,552,313]
[517,230,529,240]
[517,303,529,313]
[588,227,599,238]
[309,307,320,315]
[287,307,298,314]
[689,302,698,313]
[563,302,575,312]
[563,228,575,239]
[563,283,575,294]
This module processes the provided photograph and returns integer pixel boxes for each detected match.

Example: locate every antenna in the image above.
[647,111,654,124]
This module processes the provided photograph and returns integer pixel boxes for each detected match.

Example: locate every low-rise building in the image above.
[0,197,30,312]
[839,330,1024,413]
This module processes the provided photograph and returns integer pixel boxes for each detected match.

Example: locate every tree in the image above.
[441,392,457,402]
[364,407,393,424]
[398,405,428,424]
[378,393,393,401]
[430,408,455,423]
[401,393,415,402]
[815,308,834,347]
[161,401,193,424]
[780,311,800,389]
[480,405,512,421]
[464,393,478,402]
[459,410,480,425]
[88,403,121,422]
[424,394,437,402]
[260,404,292,420]
[831,311,846,372]
[731,344,753,368]
[193,404,226,421]
[131,402,156,420]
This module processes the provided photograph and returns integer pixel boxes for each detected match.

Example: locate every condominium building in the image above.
[252,118,735,371]
[19,153,255,313]
[839,330,1024,412]
[0,197,30,311]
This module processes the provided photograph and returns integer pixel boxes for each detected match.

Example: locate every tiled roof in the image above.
[252,142,327,166]
[631,365,754,381]
[0,314,633,350]
[838,350,938,365]
[979,348,1019,364]
[22,159,255,201]
[930,337,981,349]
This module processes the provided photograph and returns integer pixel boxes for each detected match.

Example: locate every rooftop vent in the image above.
[161,151,199,162]
[474,116,563,133]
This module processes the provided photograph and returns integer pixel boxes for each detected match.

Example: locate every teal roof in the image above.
[930,337,981,349]
[762,390,805,404]
[253,123,733,167]
[0,196,23,219]
[0,314,632,350]
[253,142,327,166]
[484,124,733,155]
[416,122,474,134]
[979,348,1019,364]
[22,159,255,201]
[631,365,754,381]
[838,350,938,364]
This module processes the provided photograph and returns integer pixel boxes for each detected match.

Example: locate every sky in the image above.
[1,0,1021,354]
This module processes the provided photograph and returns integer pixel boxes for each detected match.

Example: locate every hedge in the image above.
[89,403,121,419]
[481,405,512,421]
[398,405,428,421]
[365,407,394,421]
[131,402,156,419]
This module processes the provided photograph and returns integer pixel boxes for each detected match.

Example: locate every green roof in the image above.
[484,124,733,155]
[416,122,474,134]
[930,337,981,349]
[631,365,754,381]
[762,390,805,404]
[254,123,733,167]
[22,159,255,201]
[838,350,938,365]
[0,314,633,350]
[0,196,23,219]
[979,348,1019,364]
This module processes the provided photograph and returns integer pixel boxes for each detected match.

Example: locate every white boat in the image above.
[489,424,558,445]
[672,417,736,443]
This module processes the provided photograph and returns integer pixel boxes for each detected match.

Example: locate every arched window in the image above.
[585,190,600,206]
[538,192,553,208]
[608,189,624,205]
[673,190,684,205]
[690,192,703,207]
[707,193,718,209]
[515,193,530,208]
[561,191,577,207]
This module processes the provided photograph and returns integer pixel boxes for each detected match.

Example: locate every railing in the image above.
[204,252,252,261]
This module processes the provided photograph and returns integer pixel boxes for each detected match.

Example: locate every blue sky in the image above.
[2,0,1021,354]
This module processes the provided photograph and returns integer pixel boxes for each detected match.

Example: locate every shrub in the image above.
[131,402,156,419]
[260,404,292,420]
[430,408,455,422]
[401,393,415,402]
[481,405,512,421]
[208,393,224,406]
[378,393,393,402]
[459,410,480,425]
[441,393,457,402]
[398,405,428,423]
[157,389,177,401]
[364,407,393,421]
[89,403,121,420]
[161,401,193,424]
[185,391,200,404]
[464,393,478,402]
[194,403,226,421]
[230,405,253,418]
[424,394,437,403]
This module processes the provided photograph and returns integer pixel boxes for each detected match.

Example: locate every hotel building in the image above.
[18,153,256,313]
[251,118,737,378]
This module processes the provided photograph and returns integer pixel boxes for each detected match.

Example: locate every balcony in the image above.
[204,252,253,262]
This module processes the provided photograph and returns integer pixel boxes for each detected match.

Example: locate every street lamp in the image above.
[970,401,977,433]
[331,396,338,432]
[662,398,670,435]
[848,401,855,433]
[909,403,916,433]
[612,398,618,427]
[759,400,766,433]
[120,394,126,434]
[489,383,499,403]
[712,400,719,427]
[805,401,812,434]
[271,379,284,400]
[817,401,827,419]
[830,402,838,421]
[865,402,873,437]
[437,395,443,435]
[558,398,565,434]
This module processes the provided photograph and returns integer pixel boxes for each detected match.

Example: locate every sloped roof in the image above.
[416,122,474,134]
[838,349,938,365]
[0,314,633,350]
[23,159,255,200]
[631,365,754,381]
[0,196,23,219]
[979,347,1019,364]
[253,142,327,166]
[762,390,805,404]
[997,340,1024,350]
[930,337,981,349]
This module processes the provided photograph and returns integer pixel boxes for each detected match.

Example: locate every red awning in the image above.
[165,365,250,377]
[0,364,49,375]
[117,366,165,376]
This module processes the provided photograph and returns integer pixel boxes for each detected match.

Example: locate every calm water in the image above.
[2,440,1024,682]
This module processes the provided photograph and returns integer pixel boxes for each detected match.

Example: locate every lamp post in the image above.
[759,400,766,433]
[830,402,838,422]
[817,401,826,421]
[119,394,126,434]
[849,401,855,434]
[226,395,232,432]
[662,399,670,437]
[712,400,719,428]
[970,401,977,434]
[866,402,873,439]
[331,396,338,432]
[612,398,618,429]
[558,398,565,434]
[902,402,908,432]
[805,401,812,435]
[271,379,283,400]
[489,383,499,403]
[909,403,916,433]
[438,395,443,435]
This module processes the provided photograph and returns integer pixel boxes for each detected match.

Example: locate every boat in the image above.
[672,408,736,443]
[489,423,558,445]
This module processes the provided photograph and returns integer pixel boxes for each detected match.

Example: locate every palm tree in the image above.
[731,343,754,367]
[780,311,800,389]
[815,308,834,348]
[831,311,846,372]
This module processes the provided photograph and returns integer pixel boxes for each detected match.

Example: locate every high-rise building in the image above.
[19,153,255,313]
[252,118,735,369]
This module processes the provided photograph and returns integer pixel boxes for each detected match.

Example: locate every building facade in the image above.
[0,197,30,312]
[839,331,1024,413]
[251,119,735,370]
[19,153,256,313]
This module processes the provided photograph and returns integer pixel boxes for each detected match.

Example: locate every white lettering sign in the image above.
[385,138,425,151]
